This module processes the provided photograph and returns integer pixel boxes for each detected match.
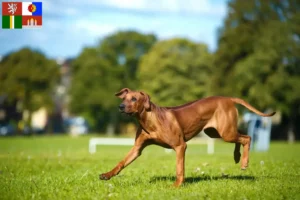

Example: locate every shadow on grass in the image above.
[150,175,255,184]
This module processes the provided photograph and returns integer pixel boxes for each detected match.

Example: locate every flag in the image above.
[2,15,22,29]
[2,2,22,15]
[22,16,42,28]
[2,1,42,29]
[22,2,42,16]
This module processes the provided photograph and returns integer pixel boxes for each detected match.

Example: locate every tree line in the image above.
[0,0,299,139]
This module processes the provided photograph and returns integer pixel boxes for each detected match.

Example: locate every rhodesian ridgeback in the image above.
[99,88,275,187]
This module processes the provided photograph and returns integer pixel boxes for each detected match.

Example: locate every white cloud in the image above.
[46,19,61,30]
[43,1,79,16]
[65,7,79,16]
[42,1,55,13]
[100,0,226,16]
[104,0,147,10]
[29,31,49,42]
[180,0,226,16]
[73,20,118,37]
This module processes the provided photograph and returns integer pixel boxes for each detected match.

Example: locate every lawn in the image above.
[0,135,299,200]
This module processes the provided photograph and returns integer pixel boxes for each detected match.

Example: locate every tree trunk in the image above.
[46,114,53,134]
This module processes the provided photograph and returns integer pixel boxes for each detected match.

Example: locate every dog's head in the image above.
[115,88,151,115]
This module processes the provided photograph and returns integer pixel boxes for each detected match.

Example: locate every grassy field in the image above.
[0,135,299,200]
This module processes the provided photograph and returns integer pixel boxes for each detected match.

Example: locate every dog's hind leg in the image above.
[234,143,241,164]
[221,129,251,169]
[236,134,251,169]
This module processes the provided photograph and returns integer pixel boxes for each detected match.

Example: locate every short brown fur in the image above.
[99,88,275,187]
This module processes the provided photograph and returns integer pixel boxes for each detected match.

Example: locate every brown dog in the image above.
[99,88,275,186]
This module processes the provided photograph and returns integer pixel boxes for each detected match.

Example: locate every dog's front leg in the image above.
[173,143,187,187]
[99,131,149,181]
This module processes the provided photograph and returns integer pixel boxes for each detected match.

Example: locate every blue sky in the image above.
[0,0,227,59]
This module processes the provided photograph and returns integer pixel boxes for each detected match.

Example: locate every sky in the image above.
[0,0,228,59]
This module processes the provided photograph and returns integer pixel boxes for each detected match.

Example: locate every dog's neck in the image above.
[136,102,167,133]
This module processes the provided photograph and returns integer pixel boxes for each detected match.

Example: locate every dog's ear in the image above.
[140,92,151,111]
[115,88,131,98]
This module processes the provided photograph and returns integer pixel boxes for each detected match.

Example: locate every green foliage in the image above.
[0,48,59,129]
[98,30,157,88]
[138,38,213,106]
[69,31,157,132]
[0,136,300,199]
[214,0,300,115]
[70,47,122,130]
[70,47,122,111]
[0,48,59,110]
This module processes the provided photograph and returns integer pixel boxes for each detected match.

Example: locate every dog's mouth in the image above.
[126,112,134,116]
[120,110,135,116]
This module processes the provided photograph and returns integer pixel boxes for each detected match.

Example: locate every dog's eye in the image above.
[131,97,137,102]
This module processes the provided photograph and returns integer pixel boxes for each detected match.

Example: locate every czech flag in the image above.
[22,2,42,16]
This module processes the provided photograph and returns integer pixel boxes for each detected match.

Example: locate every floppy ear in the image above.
[115,88,131,98]
[140,92,151,111]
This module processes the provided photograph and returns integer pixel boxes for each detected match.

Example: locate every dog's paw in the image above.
[99,173,110,180]
[241,164,248,170]
[172,182,183,188]
[241,159,249,170]
[234,152,241,164]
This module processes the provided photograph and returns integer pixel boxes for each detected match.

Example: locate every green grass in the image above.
[0,136,300,200]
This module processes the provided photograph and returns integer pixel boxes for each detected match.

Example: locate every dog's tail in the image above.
[231,98,276,117]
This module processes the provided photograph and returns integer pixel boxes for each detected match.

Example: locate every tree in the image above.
[0,48,59,133]
[70,47,123,132]
[98,30,157,88]
[70,31,157,134]
[138,38,214,106]
[213,0,300,140]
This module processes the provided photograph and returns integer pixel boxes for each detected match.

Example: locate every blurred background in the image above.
[0,0,299,142]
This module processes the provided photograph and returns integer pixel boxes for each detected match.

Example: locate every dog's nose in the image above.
[119,104,125,111]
